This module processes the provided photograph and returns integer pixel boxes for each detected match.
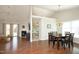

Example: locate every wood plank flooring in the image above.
[0,37,79,54]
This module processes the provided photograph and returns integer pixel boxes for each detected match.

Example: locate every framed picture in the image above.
[47,24,51,29]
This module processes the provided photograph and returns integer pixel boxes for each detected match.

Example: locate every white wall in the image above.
[40,17,57,40]
[0,5,31,37]
[32,7,55,18]
[54,6,79,22]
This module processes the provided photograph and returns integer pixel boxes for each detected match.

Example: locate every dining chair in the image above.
[62,32,70,49]
[70,33,74,47]
[48,32,56,45]
[65,32,70,36]
[64,33,74,48]
[65,32,70,34]
[52,32,63,49]
[52,32,57,47]
[48,32,53,45]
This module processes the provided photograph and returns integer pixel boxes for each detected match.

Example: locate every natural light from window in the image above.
[62,20,79,38]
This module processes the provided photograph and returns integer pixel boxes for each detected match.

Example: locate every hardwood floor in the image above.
[0,37,79,54]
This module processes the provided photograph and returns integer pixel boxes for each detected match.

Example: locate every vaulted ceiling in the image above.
[0,5,78,22]
[33,5,78,11]
[32,5,79,18]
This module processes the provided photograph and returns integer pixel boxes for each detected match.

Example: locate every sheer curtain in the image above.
[72,20,79,38]
[62,20,79,38]
[62,21,71,36]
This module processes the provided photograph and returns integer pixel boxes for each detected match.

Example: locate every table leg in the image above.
[57,38,59,49]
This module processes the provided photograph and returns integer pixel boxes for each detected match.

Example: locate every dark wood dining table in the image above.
[54,36,65,49]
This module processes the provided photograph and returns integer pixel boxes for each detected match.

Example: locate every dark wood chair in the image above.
[53,37,64,49]
[52,33,63,49]
[48,32,64,49]
[62,33,71,49]
[48,32,53,45]
[48,32,57,46]
[63,33,74,49]
[70,33,74,47]
[52,36,57,48]
[27,33,30,41]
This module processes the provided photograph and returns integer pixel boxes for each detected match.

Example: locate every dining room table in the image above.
[54,35,65,49]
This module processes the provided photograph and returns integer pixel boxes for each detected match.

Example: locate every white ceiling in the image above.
[34,5,78,11]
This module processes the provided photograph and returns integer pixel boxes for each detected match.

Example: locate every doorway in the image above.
[32,17,41,41]
[5,24,10,37]
[12,24,19,37]
[5,24,19,37]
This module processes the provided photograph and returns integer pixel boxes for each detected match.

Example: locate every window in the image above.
[62,21,71,36]
[6,24,10,37]
[72,20,79,38]
[62,20,79,38]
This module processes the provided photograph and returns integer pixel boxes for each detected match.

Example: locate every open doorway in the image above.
[5,24,10,37]
[5,24,19,37]
[12,24,19,37]
[32,17,41,41]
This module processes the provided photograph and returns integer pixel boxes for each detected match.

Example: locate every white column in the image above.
[30,5,32,42]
